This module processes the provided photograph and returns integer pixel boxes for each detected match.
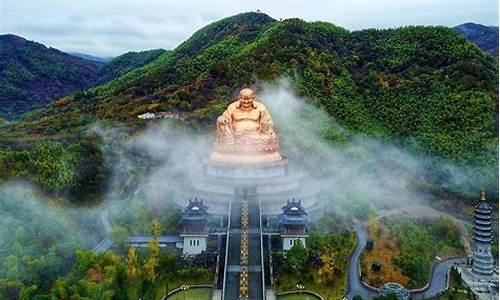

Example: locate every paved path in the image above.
[346,223,466,299]
[212,289,222,300]
[265,288,276,300]
[346,223,378,300]
[412,257,466,299]
[100,208,112,233]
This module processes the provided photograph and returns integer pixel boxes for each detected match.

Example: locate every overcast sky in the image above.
[1,0,498,57]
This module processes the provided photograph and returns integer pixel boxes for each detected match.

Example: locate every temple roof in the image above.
[179,198,209,224]
[279,199,308,226]
[281,199,307,216]
[129,235,183,244]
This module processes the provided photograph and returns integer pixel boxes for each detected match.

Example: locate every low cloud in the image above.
[0,80,494,271]
[93,80,493,219]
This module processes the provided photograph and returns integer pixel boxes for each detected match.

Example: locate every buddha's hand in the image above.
[217,115,229,125]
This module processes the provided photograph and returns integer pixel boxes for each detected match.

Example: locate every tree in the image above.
[0,279,24,300]
[6,256,20,281]
[76,250,96,275]
[284,240,309,277]
[143,257,158,282]
[353,295,363,300]
[31,142,79,191]
[111,263,129,300]
[317,251,338,285]
[110,226,129,251]
[143,219,161,283]
[19,285,37,300]
[369,216,379,239]
[152,218,161,239]
[126,247,140,279]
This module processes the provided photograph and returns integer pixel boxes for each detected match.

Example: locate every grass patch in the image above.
[157,272,214,299]
[168,288,212,300]
[278,293,321,299]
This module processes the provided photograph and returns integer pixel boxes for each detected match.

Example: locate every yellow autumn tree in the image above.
[144,256,158,282]
[126,247,139,279]
[317,245,342,287]
[368,216,379,239]
[152,218,161,240]
[144,219,161,282]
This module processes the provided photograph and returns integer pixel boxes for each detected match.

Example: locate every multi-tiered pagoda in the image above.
[472,191,494,276]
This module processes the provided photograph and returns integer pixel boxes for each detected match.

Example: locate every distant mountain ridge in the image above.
[0,34,167,120]
[0,19,497,125]
[96,49,167,84]
[0,34,101,120]
[454,22,498,56]
[70,52,113,64]
[6,12,496,167]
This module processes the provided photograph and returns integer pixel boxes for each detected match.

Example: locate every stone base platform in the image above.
[457,265,499,300]
[173,159,322,215]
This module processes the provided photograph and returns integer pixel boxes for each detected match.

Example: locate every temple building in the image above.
[179,198,209,255]
[279,199,309,251]
[472,191,494,276]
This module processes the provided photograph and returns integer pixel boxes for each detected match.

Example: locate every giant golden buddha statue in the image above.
[210,88,282,164]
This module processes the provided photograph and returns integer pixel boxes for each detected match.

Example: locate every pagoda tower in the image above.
[472,191,494,276]
[179,198,209,255]
[279,199,309,251]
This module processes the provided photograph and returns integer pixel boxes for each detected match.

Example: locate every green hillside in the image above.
[0,12,498,198]
[0,35,169,121]
[95,49,167,84]
[0,34,101,120]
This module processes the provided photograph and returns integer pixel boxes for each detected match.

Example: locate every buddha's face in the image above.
[238,89,255,110]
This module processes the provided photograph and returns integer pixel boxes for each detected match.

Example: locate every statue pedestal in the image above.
[174,158,322,215]
[209,143,282,164]
[205,159,288,178]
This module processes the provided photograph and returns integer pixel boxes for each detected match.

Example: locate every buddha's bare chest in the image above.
[231,109,261,122]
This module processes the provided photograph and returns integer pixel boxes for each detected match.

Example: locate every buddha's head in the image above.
[237,88,257,110]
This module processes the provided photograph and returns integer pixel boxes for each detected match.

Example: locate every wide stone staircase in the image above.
[223,192,264,300]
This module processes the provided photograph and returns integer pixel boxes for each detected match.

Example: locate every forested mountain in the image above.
[10,13,497,159]
[95,49,167,84]
[0,35,166,121]
[1,19,496,124]
[454,22,499,56]
[0,34,101,120]
[0,12,498,198]
[0,13,497,299]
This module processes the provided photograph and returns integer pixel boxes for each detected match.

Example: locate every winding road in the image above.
[346,224,466,300]
[346,223,378,300]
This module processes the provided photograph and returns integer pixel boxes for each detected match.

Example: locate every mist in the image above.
[93,79,496,221]
[0,79,496,282]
